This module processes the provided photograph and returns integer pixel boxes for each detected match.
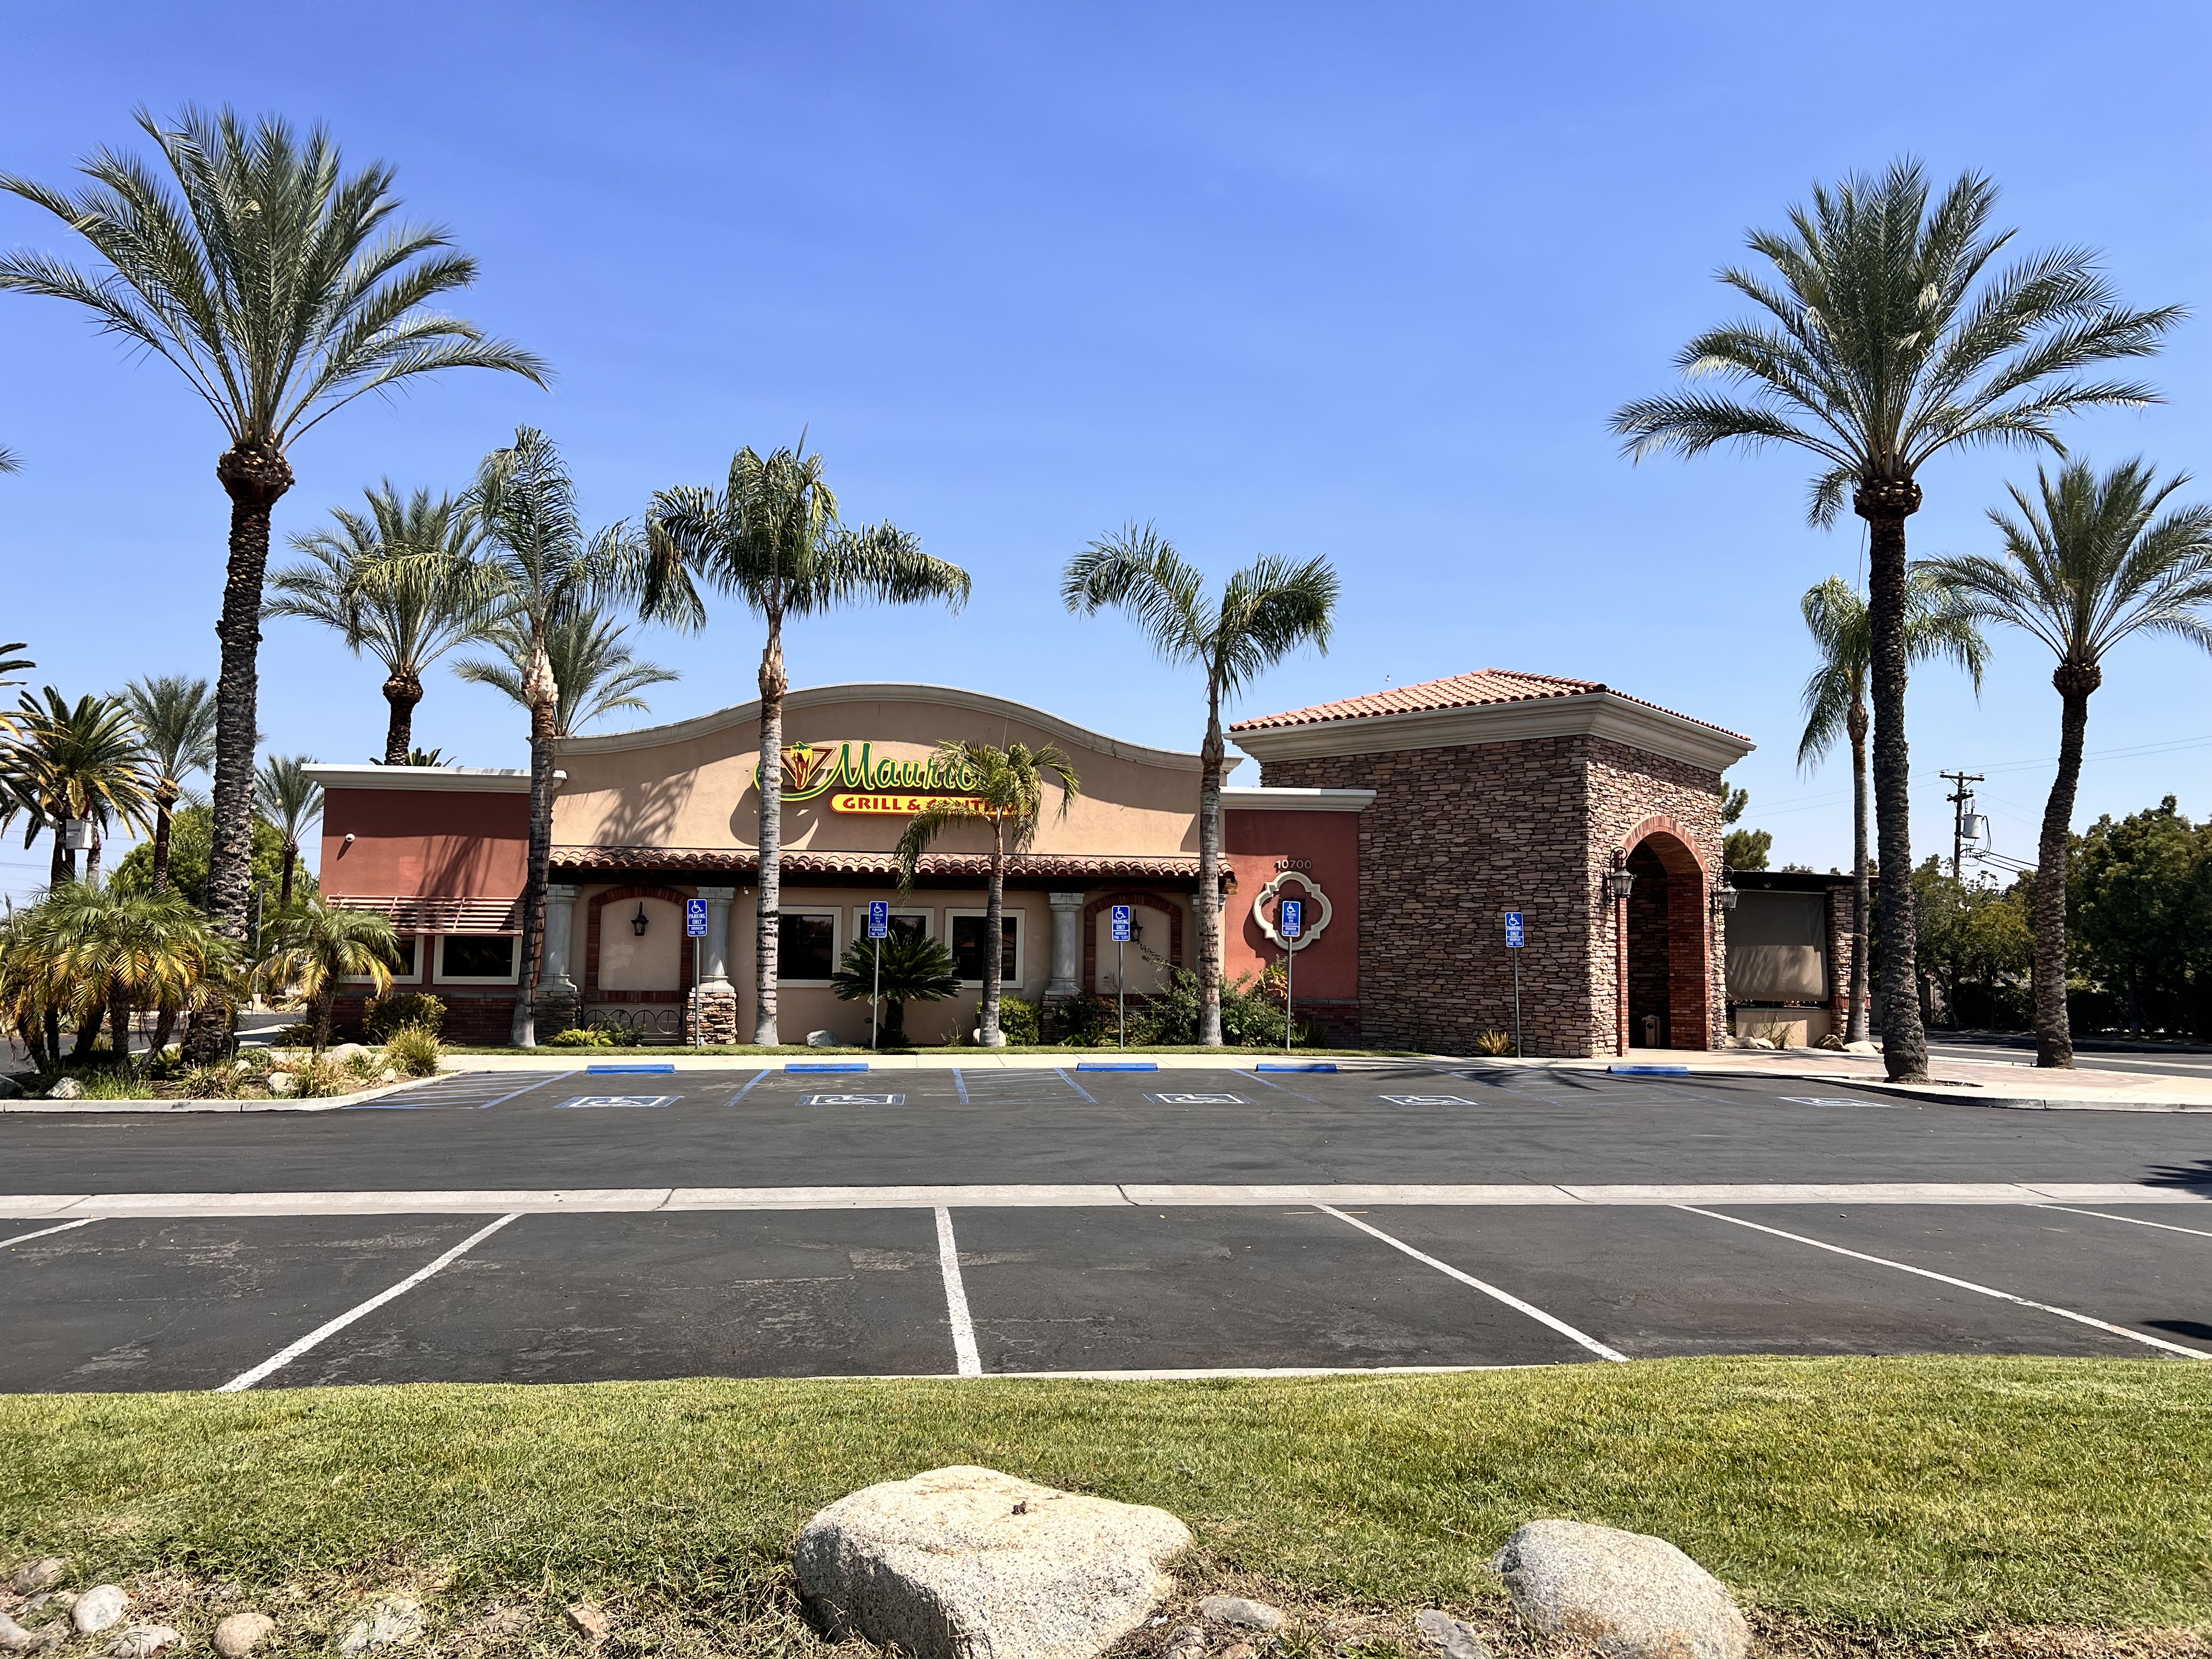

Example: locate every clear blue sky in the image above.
[5,1,2210,901]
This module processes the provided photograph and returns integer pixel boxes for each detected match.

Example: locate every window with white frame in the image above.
[849,906,931,947]
[776,910,840,984]
[343,934,421,985]
[946,909,1022,987]
[435,934,519,985]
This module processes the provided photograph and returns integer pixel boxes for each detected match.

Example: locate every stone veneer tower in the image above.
[1231,670,1753,1057]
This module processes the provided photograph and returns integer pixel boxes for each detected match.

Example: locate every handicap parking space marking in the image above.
[722,1069,772,1107]
[1779,1096,1901,1109]
[1380,1094,1479,1107]
[1146,1092,1246,1105]
[554,1094,679,1110]
[951,1068,1095,1109]
[1,1217,95,1249]
[347,1069,583,1110]
[799,1093,906,1107]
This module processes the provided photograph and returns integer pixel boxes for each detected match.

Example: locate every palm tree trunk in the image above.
[150,789,178,898]
[312,984,336,1061]
[49,830,73,887]
[512,686,557,1048]
[754,618,787,1047]
[1857,481,1928,1082]
[191,443,294,1063]
[980,818,1006,1047]
[84,823,102,888]
[150,1003,178,1059]
[1197,684,1226,1048]
[2033,664,2099,1068]
[382,669,424,765]
[278,843,297,911]
[109,984,131,1066]
[1846,700,1871,1045]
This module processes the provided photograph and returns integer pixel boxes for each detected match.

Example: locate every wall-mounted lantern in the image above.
[631,902,651,937]
[1712,873,1737,915]
[1604,868,1637,902]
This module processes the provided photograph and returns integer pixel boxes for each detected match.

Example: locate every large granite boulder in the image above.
[1490,1520,1747,1659]
[794,1465,1192,1659]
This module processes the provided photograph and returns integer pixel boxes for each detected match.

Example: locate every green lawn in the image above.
[4,1359,2209,1641]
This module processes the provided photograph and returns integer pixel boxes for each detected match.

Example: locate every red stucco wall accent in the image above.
[319,788,528,898]
[1222,809,1360,1003]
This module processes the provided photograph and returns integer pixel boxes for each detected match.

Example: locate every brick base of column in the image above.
[686,986,739,1045]
[533,982,580,1040]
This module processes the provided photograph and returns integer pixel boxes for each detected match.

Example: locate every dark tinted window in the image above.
[391,936,417,975]
[779,913,837,980]
[441,935,516,979]
[951,913,1017,982]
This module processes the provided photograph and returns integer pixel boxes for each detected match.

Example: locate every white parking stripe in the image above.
[934,1206,982,1378]
[0,1217,94,1248]
[1315,1204,1628,1362]
[475,1070,584,1109]
[214,1213,522,1392]
[2038,1205,2212,1240]
[1677,1206,2212,1359]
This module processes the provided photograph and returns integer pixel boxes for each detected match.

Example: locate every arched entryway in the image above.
[1619,822,1711,1051]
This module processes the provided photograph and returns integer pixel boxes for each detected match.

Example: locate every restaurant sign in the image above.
[763,743,989,816]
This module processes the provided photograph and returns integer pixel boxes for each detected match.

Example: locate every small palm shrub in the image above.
[1473,1029,1515,1057]
[364,992,446,1039]
[831,931,960,1044]
[383,1023,443,1075]
[547,1025,618,1048]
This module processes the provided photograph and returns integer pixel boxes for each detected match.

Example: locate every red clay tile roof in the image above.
[1231,668,1746,738]
[552,847,1216,882]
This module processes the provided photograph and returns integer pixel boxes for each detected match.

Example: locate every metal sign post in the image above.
[686,898,708,1048]
[1110,904,1132,1047]
[867,900,890,1049]
[1503,909,1525,1058]
[1279,898,1302,1053]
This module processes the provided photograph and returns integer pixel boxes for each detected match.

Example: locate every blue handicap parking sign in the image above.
[1280,898,1302,938]
[1504,910,1524,948]
[686,898,708,937]
[867,900,890,939]
[1110,903,1132,942]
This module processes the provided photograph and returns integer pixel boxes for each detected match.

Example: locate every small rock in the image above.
[105,1625,179,1658]
[1417,1608,1493,1659]
[1491,1520,1748,1659]
[1200,1596,1284,1631]
[73,1586,129,1634]
[214,1611,277,1657]
[233,1058,256,1072]
[1164,1626,1206,1659]
[44,1077,84,1101]
[0,1613,38,1653]
[1844,1039,1879,1054]
[329,1043,369,1063]
[339,1596,422,1654]
[10,1560,65,1595]
[266,1072,300,1098]
[0,1074,25,1100]
[378,1069,401,1084]
[794,1464,1192,1659]
[565,1602,610,1644]
[804,1030,839,1047]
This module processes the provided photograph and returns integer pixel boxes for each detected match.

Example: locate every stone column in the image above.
[1045,891,1085,996]
[691,884,740,1043]
[535,883,583,1037]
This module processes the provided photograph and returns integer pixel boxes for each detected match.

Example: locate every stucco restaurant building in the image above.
[308,670,1865,1056]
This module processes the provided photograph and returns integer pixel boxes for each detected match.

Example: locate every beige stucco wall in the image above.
[551,685,1223,857]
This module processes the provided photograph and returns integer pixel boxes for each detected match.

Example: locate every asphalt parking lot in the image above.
[4,1062,2208,1390]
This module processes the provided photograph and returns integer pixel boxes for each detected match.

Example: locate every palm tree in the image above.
[0,643,29,689]
[640,441,971,1045]
[0,447,18,473]
[830,928,961,1045]
[123,675,217,898]
[21,882,229,1063]
[254,755,323,911]
[455,605,677,737]
[1797,575,1988,1043]
[1,690,153,885]
[0,105,546,969]
[891,741,1079,1047]
[1063,526,1338,1046]
[1921,460,2212,1068]
[1609,161,2179,1083]
[267,483,494,763]
[259,898,400,1059]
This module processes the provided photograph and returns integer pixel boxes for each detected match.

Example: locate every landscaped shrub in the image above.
[547,1026,618,1048]
[293,1057,351,1097]
[1473,1029,1514,1056]
[996,994,1041,1046]
[1134,958,1290,1046]
[176,1064,241,1099]
[384,1023,443,1075]
[1052,992,1118,1046]
[365,992,447,1039]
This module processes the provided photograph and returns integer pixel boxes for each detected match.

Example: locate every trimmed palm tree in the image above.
[21,882,229,1063]
[259,898,400,1059]
[1797,576,1988,1044]
[891,741,1079,1047]
[268,483,494,763]
[830,928,961,1045]
[1609,161,2178,1082]
[1921,460,2212,1068]
[123,675,217,898]
[455,605,677,737]
[641,441,970,1045]
[0,105,546,965]
[254,755,323,911]
[1063,526,1338,1046]
[1,690,153,885]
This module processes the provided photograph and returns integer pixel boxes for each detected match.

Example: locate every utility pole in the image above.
[1940,771,1984,878]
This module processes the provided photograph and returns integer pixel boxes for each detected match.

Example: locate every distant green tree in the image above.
[110,805,311,914]
[254,755,324,910]
[1720,787,1770,871]
[122,674,217,897]
[2069,797,2212,1038]
[1912,857,2033,1028]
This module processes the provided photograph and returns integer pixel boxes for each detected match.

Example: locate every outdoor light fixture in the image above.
[1713,875,1737,913]
[1604,869,1636,901]
[631,902,651,937]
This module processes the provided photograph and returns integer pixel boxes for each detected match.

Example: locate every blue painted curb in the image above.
[586,1063,675,1074]
[1609,1064,1690,1075]
[1076,1062,1159,1071]
[787,1062,870,1073]
[1256,1062,1338,1072]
